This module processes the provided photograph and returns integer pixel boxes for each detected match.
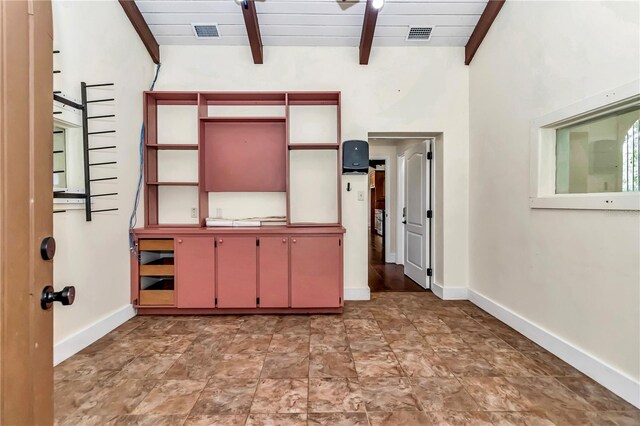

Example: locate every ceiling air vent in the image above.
[192,24,221,39]
[407,26,434,41]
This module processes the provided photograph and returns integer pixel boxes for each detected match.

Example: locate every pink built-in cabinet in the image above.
[132,91,345,314]
[132,229,344,314]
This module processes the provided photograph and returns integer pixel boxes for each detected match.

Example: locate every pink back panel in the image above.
[176,237,216,308]
[290,236,341,308]
[259,237,289,308]
[217,236,257,308]
[204,120,286,192]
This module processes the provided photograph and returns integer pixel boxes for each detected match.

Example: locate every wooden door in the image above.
[216,236,257,308]
[0,0,54,424]
[291,236,341,308]
[259,237,289,308]
[176,237,215,308]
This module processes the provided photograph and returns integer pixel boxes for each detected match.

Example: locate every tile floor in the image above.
[55,292,639,425]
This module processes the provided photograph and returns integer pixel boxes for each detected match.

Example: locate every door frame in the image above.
[396,153,405,265]
[368,154,393,263]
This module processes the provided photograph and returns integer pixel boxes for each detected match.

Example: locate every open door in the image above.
[403,141,430,289]
[1,1,55,423]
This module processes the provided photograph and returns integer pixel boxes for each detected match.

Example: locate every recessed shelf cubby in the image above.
[137,239,175,306]
[289,150,339,225]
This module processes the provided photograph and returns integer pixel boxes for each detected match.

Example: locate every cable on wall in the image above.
[129,63,161,253]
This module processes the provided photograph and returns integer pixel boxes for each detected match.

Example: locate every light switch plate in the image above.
[357,191,364,201]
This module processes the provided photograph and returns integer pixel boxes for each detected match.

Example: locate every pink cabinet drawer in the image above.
[216,236,257,308]
[259,237,289,308]
[291,236,341,308]
[175,237,215,308]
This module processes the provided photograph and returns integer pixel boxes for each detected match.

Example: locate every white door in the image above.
[404,141,430,288]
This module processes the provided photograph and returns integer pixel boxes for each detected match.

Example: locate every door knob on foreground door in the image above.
[41,285,75,310]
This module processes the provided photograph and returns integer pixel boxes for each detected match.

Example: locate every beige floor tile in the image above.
[308,378,365,413]
[250,378,308,414]
[133,380,206,415]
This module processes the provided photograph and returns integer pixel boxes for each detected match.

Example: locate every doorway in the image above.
[367,138,433,292]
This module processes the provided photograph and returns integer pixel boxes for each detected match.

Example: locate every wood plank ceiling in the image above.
[135,0,489,47]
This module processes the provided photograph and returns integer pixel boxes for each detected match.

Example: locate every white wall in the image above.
[469,0,639,390]
[52,0,154,354]
[155,45,470,296]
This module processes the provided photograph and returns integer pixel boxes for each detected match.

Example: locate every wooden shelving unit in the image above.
[135,91,345,315]
[143,90,342,228]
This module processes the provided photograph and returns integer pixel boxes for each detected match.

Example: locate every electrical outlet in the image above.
[190,207,198,218]
[357,191,365,201]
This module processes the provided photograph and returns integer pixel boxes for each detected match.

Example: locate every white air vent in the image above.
[192,24,221,39]
[407,26,434,41]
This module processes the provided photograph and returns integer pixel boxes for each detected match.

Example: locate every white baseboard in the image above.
[469,289,640,409]
[386,253,396,263]
[431,282,469,300]
[344,286,371,301]
[54,304,136,366]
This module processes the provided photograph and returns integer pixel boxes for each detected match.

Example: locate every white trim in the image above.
[530,79,640,211]
[396,153,406,266]
[344,286,370,301]
[530,192,640,211]
[431,282,468,300]
[386,253,396,264]
[54,304,136,366]
[469,289,640,409]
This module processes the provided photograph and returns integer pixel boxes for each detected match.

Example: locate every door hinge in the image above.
[256,297,260,305]
[339,297,342,304]
[214,240,217,248]
[215,297,218,305]
[427,151,433,160]
[426,210,433,219]
[339,239,341,246]
[427,268,433,277]
[256,239,260,247]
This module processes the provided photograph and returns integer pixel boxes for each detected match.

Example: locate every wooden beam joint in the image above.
[359,0,380,65]
[465,0,505,65]
[118,0,160,64]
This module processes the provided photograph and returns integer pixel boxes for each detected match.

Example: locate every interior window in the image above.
[555,106,640,194]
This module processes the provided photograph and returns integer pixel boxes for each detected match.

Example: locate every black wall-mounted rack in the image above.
[52,81,118,221]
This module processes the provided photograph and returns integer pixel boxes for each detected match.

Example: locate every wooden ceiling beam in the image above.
[465,0,505,65]
[359,0,380,65]
[240,0,263,64]
[118,0,160,64]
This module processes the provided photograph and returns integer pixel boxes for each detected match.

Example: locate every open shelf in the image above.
[148,182,199,186]
[200,116,286,123]
[147,144,199,150]
[289,143,339,150]
[200,92,287,106]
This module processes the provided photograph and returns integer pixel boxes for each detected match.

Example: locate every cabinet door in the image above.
[259,237,289,308]
[291,236,341,308]
[217,236,257,308]
[175,237,215,308]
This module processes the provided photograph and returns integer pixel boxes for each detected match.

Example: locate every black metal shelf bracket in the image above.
[80,81,119,221]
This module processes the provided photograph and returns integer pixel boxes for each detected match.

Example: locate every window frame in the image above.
[530,79,640,211]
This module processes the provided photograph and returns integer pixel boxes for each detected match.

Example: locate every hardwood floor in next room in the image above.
[54,292,639,425]
[368,232,425,293]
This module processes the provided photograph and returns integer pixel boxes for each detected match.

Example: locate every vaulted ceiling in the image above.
[135,0,489,47]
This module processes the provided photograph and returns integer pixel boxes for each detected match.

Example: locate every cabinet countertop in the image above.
[132,226,346,236]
